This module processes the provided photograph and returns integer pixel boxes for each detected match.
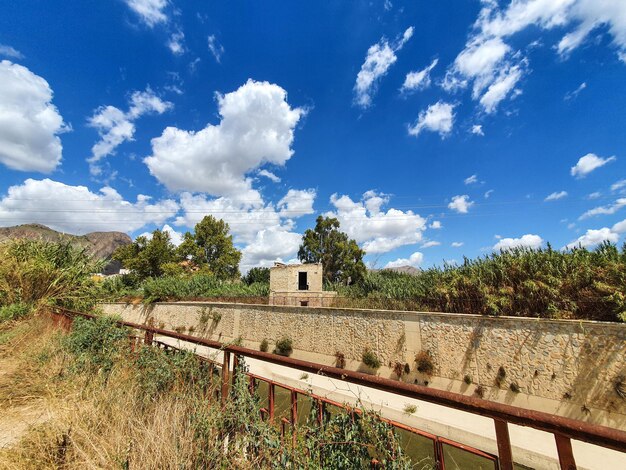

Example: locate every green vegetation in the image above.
[362,348,381,370]
[259,338,269,352]
[242,266,270,285]
[298,215,366,285]
[0,239,102,313]
[335,243,626,322]
[415,351,435,375]
[274,336,293,356]
[113,215,241,281]
[0,315,418,469]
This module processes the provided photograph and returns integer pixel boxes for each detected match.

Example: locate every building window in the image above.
[300,301,308,307]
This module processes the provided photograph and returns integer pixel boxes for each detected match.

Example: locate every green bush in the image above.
[0,302,32,323]
[274,336,293,356]
[259,338,269,352]
[362,348,381,369]
[63,316,129,374]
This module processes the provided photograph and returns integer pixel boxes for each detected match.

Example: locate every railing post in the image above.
[554,434,577,470]
[494,419,513,470]
[269,383,275,421]
[221,350,231,407]
[144,329,153,346]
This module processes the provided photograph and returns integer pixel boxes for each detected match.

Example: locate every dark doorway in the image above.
[298,272,308,290]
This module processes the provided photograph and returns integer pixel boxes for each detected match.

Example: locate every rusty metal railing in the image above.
[50,307,626,469]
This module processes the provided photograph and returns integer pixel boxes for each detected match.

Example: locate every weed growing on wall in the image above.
[274,336,293,356]
[362,348,381,369]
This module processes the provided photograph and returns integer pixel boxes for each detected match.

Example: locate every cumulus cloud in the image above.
[430,220,442,229]
[257,169,281,183]
[0,60,67,173]
[208,35,225,63]
[493,234,543,251]
[124,0,168,27]
[277,189,316,217]
[448,195,474,214]
[145,79,305,196]
[401,58,438,93]
[563,228,619,250]
[420,241,440,248]
[138,224,184,246]
[0,45,23,59]
[579,198,626,219]
[408,101,455,137]
[0,178,179,234]
[545,190,568,201]
[451,241,464,247]
[88,88,172,176]
[325,191,427,254]
[384,252,423,269]
[571,153,616,178]
[354,26,414,108]
[442,0,626,113]
[240,227,302,273]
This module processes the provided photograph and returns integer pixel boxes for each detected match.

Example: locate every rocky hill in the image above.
[0,224,131,274]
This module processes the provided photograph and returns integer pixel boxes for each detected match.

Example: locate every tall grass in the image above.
[336,243,626,321]
[0,315,417,469]
[0,239,102,313]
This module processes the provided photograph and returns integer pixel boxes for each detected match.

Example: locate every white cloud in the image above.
[430,220,442,229]
[0,45,23,59]
[354,26,414,108]
[124,0,168,27]
[240,227,302,273]
[401,58,438,93]
[408,101,455,137]
[0,61,68,173]
[384,252,423,269]
[571,153,616,178]
[451,241,464,247]
[544,190,568,201]
[611,179,626,192]
[612,218,626,234]
[563,228,619,250]
[88,88,172,176]
[257,169,281,183]
[464,174,479,185]
[208,35,224,63]
[484,189,494,198]
[167,31,185,55]
[145,79,305,196]
[448,195,474,214]
[587,191,602,199]
[579,198,626,219]
[325,191,427,254]
[494,234,543,251]
[564,81,587,100]
[471,124,484,136]
[421,241,440,248]
[139,224,184,246]
[0,178,179,234]
[277,189,316,217]
[442,0,626,113]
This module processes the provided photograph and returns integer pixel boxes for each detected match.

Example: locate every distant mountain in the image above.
[0,224,132,274]
[372,266,421,276]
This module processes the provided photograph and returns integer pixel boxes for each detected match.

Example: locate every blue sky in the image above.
[1,0,626,271]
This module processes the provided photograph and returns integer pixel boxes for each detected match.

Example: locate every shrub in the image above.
[474,385,485,398]
[495,366,507,387]
[393,361,404,378]
[0,302,32,323]
[362,348,381,370]
[415,350,435,375]
[509,382,521,393]
[335,351,346,369]
[463,375,473,385]
[403,404,417,415]
[274,336,293,356]
[259,338,269,352]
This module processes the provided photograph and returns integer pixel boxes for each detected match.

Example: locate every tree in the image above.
[112,229,176,279]
[242,267,270,285]
[298,216,366,285]
[176,216,241,280]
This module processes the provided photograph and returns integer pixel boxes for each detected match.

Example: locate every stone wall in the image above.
[101,302,626,428]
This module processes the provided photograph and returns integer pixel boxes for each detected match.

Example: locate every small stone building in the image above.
[269,262,336,307]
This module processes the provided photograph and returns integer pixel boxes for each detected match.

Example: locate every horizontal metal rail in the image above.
[52,307,626,469]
